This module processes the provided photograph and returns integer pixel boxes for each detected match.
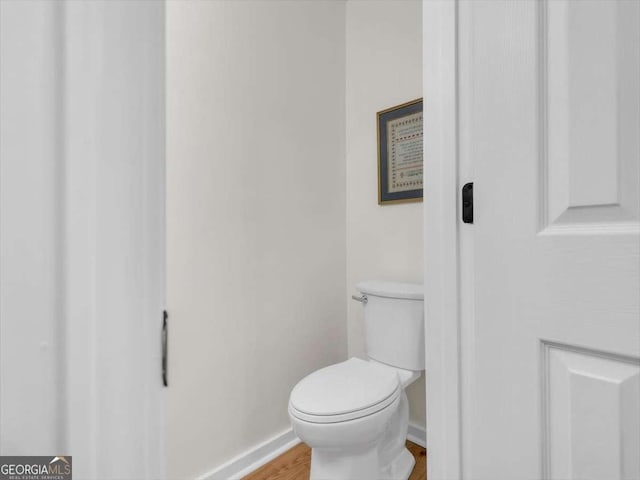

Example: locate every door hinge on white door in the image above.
[162,310,168,387]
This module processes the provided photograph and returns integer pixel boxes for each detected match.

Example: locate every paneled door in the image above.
[457,1,639,478]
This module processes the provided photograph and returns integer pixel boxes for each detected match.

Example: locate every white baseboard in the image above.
[195,428,300,480]
[407,421,426,448]
[196,422,426,480]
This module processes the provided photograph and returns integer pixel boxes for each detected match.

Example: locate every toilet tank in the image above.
[355,281,424,371]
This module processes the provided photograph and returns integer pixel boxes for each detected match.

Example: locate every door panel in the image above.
[544,343,640,480]
[544,0,640,230]
[459,0,640,479]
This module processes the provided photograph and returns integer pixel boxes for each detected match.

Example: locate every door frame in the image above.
[423,1,463,479]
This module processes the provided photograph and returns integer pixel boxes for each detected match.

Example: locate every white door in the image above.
[0,2,165,478]
[424,1,640,479]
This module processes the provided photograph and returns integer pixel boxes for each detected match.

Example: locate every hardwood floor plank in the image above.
[242,443,310,480]
[406,441,427,480]
[242,441,426,480]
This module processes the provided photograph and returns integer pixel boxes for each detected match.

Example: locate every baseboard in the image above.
[195,428,300,480]
[407,421,426,448]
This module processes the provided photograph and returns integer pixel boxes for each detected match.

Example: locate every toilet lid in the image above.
[289,358,400,421]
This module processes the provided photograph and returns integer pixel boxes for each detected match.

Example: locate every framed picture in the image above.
[377,98,423,205]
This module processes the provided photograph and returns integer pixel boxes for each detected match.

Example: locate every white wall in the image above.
[345,0,425,426]
[166,2,347,479]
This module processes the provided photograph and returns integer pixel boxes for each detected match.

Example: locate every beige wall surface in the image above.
[168,1,425,477]
[166,2,347,478]
[345,0,425,426]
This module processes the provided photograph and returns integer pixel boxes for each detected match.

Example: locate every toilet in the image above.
[288,280,424,480]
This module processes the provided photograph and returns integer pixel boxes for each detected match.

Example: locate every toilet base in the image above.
[291,368,420,480]
[380,447,415,480]
[309,444,415,480]
[310,444,379,480]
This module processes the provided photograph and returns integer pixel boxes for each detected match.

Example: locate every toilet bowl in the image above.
[288,281,424,480]
[288,358,419,480]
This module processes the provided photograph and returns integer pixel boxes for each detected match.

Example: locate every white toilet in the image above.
[288,280,424,480]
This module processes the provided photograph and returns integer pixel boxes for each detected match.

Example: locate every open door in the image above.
[425,1,640,479]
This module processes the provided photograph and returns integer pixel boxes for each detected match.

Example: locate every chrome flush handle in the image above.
[351,294,368,304]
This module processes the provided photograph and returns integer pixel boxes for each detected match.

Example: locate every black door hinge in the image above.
[462,182,474,223]
[162,310,168,387]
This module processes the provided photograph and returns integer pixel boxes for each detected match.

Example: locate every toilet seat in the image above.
[289,357,401,424]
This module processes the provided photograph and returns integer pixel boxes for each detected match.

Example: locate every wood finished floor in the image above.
[242,441,426,480]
